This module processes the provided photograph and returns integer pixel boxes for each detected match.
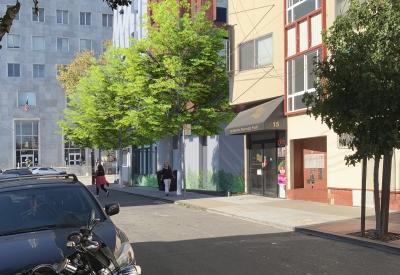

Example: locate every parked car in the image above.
[31,167,66,175]
[1,168,32,176]
[0,174,137,275]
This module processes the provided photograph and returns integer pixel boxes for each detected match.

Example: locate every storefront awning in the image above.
[225,96,287,135]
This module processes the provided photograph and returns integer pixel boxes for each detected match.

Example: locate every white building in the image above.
[0,0,113,171]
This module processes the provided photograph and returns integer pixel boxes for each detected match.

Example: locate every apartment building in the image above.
[0,0,113,169]
[226,0,400,209]
[113,0,245,191]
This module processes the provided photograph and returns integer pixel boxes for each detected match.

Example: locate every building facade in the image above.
[0,0,113,170]
[226,0,400,209]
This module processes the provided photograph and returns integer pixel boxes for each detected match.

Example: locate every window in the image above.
[80,12,91,25]
[201,136,208,146]
[173,136,179,149]
[287,0,321,24]
[33,64,45,78]
[102,14,113,27]
[336,0,366,17]
[57,10,68,24]
[7,5,19,20]
[18,91,36,107]
[8,63,20,77]
[32,36,45,50]
[239,34,273,71]
[7,34,20,48]
[32,8,44,22]
[57,37,69,52]
[338,133,354,149]
[80,39,92,52]
[286,48,322,112]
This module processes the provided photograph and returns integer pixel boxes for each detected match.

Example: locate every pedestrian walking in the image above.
[25,158,32,168]
[160,162,174,196]
[94,164,109,198]
[78,157,82,166]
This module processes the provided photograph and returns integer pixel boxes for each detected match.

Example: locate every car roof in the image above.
[0,174,81,191]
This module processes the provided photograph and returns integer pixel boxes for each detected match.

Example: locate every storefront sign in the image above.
[228,125,259,134]
[277,138,286,147]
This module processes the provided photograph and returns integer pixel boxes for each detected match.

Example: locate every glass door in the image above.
[68,153,81,166]
[249,144,263,195]
[263,142,277,197]
[249,142,278,197]
[21,154,34,168]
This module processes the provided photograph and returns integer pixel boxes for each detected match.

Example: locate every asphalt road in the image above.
[89,187,400,275]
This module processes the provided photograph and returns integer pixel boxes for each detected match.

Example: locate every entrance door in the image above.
[249,143,278,197]
[68,153,81,166]
[21,155,34,168]
[263,143,277,197]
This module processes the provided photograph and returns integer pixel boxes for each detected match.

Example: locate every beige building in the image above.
[226,0,400,210]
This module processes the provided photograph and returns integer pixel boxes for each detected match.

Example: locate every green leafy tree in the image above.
[303,0,400,240]
[123,0,233,193]
[56,41,112,95]
[58,46,154,184]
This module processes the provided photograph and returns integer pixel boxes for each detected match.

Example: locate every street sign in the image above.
[183,124,191,136]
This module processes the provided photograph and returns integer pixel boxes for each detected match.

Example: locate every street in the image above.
[90,187,400,275]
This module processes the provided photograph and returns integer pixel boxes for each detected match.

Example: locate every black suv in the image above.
[0,174,138,275]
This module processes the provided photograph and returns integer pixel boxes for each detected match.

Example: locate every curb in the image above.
[296,227,400,256]
[110,188,174,204]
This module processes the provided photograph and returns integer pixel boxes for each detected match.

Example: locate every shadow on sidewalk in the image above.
[295,210,400,254]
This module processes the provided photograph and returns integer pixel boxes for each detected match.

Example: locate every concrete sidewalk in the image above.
[78,175,400,255]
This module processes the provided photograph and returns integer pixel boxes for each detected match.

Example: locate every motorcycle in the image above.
[16,210,141,275]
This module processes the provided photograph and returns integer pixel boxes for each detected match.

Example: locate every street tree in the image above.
[58,46,154,185]
[123,0,232,194]
[303,0,400,240]
[56,41,112,95]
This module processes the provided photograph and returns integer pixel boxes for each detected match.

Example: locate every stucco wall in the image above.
[287,115,362,190]
[228,0,284,105]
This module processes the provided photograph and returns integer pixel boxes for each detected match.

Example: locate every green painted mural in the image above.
[129,166,245,193]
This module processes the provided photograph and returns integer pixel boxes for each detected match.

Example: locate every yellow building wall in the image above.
[228,0,284,105]
[287,115,362,190]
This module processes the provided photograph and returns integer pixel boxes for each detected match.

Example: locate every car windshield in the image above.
[0,186,104,236]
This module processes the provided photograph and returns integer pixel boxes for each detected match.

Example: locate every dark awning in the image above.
[225,96,287,135]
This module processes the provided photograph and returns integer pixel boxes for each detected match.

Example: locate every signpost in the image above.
[182,124,191,199]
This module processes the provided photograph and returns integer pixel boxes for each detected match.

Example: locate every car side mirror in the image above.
[105,203,120,216]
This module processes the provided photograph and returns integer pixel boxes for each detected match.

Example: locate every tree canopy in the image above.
[56,41,112,95]
[303,0,400,165]
[123,0,232,138]
[58,46,154,150]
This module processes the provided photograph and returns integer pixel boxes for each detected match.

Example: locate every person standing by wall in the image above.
[95,164,109,198]
[160,162,173,196]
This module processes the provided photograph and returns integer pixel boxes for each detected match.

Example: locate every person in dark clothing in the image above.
[94,164,109,197]
[160,162,173,196]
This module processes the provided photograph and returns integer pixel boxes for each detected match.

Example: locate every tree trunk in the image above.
[380,152,392,240]
[361,156,367,236]
[118,126,123,187]
[373,156,380,235]
[176,129,183,195]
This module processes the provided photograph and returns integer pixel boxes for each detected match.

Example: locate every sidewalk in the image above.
[78,176,400,255]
